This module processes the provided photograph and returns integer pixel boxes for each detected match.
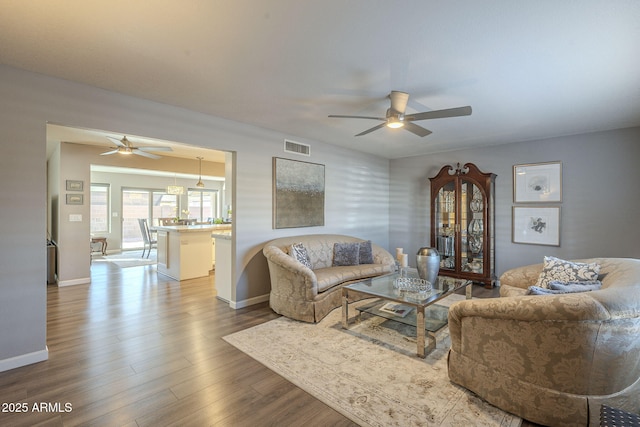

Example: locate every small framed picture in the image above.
[66,180,84,191]
[512,206,560,246]
[513,162,561,203]
[66,194,83,205]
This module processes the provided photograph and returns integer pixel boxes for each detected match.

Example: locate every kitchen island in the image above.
[155,224,231,281]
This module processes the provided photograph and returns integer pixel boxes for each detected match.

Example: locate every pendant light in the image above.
[196,156,205,188]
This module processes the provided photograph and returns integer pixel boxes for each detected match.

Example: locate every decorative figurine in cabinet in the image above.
[430,163,496,287]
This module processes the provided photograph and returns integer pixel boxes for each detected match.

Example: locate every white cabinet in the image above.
[213,235,232,302]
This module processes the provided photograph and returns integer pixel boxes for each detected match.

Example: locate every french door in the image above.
[121,188,179,249]
[187,189,219,222]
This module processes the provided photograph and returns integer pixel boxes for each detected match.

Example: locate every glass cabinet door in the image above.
[461,178,484,275]
[434,181,456,272]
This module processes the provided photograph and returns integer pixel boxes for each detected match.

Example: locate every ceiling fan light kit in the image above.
[386,114,405,129]
[329,90,471,137]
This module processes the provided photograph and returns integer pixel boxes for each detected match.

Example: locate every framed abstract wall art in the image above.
[273,157,325,229]
[513,161,562,203]
[512,206,560,246]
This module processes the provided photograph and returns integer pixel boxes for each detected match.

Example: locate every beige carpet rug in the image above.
[223,296,522,427]
[98,251,157,268]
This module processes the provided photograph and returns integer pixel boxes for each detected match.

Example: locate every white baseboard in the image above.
[57,277,90,287]
[0,347,48,373]
[229,293,270,310]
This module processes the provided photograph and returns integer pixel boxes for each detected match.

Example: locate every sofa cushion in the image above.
[535,256,600,288]
[289,243,312,269]
[315,264,390,293]
[332,242,360,266]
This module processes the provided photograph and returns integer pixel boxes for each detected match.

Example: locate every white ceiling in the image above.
[3,1,640,159]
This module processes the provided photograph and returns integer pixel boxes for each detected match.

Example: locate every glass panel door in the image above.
[123,189,179,249]
[122,189,150,249]
[152,191,178,226]
[188,189,218,222]
[462,179,484,274]
[435,182,456,271]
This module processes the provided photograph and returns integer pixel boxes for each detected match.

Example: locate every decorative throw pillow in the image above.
[332,242,360,266]
[358,240,374,265]
[527,281,602,295]
[535,256,600,288]
[526,286,556,295]
[548,281,602,293]
[289,243,312,269]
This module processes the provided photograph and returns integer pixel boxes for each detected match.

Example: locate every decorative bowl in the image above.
[393,277,432,294]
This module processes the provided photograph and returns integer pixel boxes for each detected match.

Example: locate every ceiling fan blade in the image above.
[132,150,161,159]
[136,146,173,152]
[329,114,386,121]
[106,136,126,147]
[406,106,472,121]
[389,91,409,114]
[100,149,120,156]
[403,122,433,137]
[355,123,386,136]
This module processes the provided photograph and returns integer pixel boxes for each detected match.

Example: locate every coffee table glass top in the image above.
[344,270,471,306]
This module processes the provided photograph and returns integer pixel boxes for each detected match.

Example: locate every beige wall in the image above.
[56,142,93,284]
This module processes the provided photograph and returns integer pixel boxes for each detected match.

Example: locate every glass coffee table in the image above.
[342,271,472,358]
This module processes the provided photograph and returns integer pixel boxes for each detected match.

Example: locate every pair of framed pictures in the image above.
[65,180,84,205]
[512,162,561,246]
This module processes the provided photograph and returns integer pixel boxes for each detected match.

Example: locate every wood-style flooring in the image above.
[0,254,541,426]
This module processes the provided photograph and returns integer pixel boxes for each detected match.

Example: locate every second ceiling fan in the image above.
[329,91,472,137]
[101,136,173,159]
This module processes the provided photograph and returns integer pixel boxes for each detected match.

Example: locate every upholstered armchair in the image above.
[447,258,640,427]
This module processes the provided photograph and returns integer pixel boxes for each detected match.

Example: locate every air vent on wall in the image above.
[284,139,311,156]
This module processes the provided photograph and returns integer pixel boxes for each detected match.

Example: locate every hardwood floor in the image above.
[0,256,540,426]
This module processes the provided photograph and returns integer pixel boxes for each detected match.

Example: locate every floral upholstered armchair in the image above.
[447,257,640,427]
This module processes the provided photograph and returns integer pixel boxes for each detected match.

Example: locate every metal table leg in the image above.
[416,306,426,358]
[341,288,349,329]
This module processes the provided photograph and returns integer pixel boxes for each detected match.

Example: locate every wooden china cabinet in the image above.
[429,163,496,287]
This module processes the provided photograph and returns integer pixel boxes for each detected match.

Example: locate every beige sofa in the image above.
[447,258,640,427]
[263,234,396,323]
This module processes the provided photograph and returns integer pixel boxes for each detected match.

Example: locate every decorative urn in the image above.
[416,247,440,286]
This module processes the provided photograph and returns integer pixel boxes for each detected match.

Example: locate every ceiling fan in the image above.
[100,136,173,159]
[328,91,472,137]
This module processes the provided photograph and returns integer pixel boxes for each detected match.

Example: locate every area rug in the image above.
[100,251,157,268]
[223,296,522,427]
